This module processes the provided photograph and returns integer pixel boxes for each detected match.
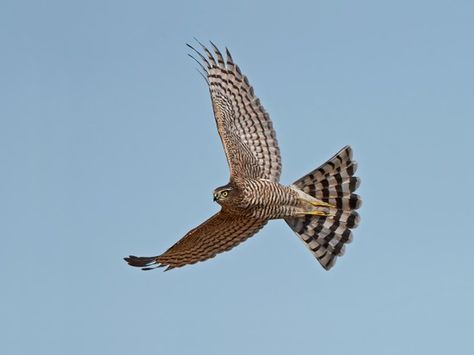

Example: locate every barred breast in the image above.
[239,178,300,219]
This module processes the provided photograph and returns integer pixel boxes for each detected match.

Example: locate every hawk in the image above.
[125,41,362,271]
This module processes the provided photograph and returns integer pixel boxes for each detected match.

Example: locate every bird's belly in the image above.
[240,180,300,220]
[247,204,300,220]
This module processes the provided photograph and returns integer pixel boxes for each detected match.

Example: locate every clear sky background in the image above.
[1,1,473,354]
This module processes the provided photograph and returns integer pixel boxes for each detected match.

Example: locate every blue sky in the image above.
[1,1,473,354]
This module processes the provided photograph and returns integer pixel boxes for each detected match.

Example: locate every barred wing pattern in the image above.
[125,211,268,270]
[189,41,282,181]
[124,43,362,273]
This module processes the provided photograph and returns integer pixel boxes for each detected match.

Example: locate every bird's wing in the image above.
[124,210,268,270]
[188,41,282,181]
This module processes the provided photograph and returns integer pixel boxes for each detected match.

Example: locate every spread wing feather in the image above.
[188,41,282,181]
[124,211,267,270]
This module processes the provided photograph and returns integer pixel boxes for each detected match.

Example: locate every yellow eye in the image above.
[221,190,229,197]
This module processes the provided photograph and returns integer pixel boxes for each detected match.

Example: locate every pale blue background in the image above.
[1,1,473,354]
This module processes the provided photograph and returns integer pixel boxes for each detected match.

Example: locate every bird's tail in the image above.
[285,146,362,270]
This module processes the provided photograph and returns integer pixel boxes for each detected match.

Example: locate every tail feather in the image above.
[285,146,362,270]
[314,176,360,193]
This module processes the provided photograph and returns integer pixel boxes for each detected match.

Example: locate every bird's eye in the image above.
[221,190,229,197]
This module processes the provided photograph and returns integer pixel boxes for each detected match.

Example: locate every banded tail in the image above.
[285,146,362,270]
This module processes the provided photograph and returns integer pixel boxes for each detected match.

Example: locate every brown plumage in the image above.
[124,41,362,271]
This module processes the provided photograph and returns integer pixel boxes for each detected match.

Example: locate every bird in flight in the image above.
[124,41,361,271]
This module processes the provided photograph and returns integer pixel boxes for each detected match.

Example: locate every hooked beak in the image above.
[213,194,218,202]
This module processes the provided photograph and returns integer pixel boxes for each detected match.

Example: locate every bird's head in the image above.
[213,183,234,205]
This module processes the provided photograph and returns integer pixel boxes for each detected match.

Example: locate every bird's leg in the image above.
[307,199,335,208]
[299,197,335,209]
[301,210,332,217]
[296,197,335,217]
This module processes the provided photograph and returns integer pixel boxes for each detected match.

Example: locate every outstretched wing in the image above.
[124,211,268,270]
[188,41,282,181]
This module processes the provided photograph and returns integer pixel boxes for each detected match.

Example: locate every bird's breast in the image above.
[236,179,299,219]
